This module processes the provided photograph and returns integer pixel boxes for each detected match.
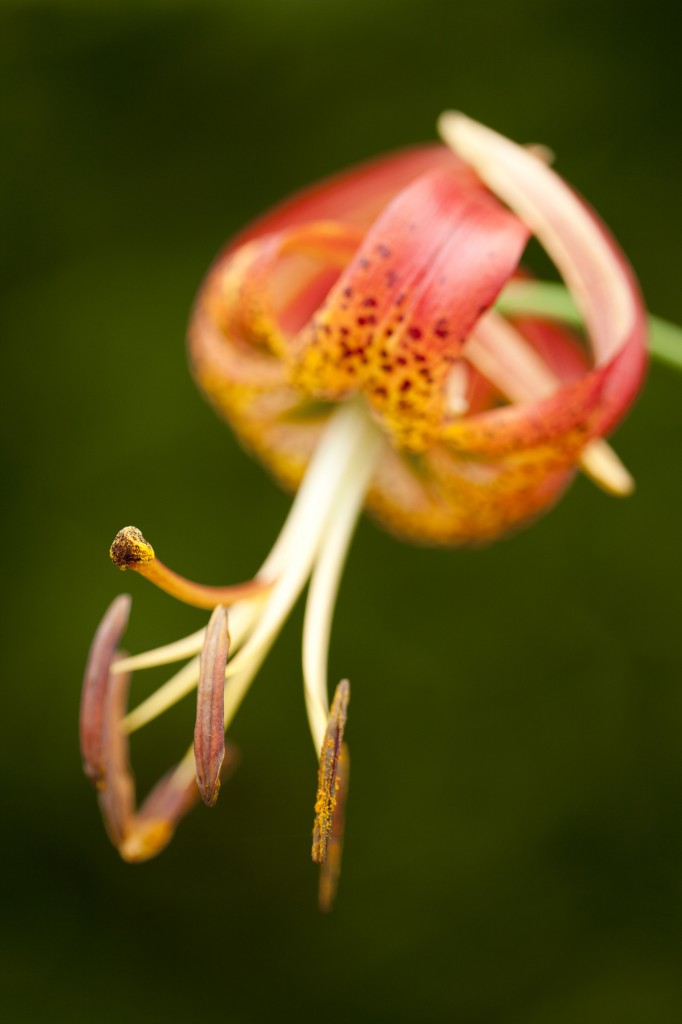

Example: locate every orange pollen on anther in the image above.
[312,679,350,865]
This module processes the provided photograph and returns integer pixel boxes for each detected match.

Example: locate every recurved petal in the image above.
[194,605,231,807]
[188,221,366,491]
[439,113,647,452]
[366,436,573,547]
[80,594,132,789]
[291,166,529,450]
[226,145,462,246]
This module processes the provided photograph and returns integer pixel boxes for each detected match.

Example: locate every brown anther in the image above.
[194,605,230,806]
[312,679,350,865]
[119,744,240,863]
[318,743,350,912]
[110,526,155,569]
[96,662,136,848]
[80,593,132,788]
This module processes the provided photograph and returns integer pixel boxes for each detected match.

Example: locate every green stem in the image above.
[496,281,682,371]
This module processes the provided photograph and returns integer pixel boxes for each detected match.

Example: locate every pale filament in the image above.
[120,400,382,747]
[120,600,264,734]
[302,425,383,752]
[169,400,383,788]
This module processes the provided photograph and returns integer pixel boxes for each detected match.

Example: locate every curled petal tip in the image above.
[194,605,230,806]
[110,526,155,570]
[580,439,635,496]
[436,109,469,142]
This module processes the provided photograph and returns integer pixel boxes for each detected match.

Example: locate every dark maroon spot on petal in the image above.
[408,327,422,340]
[376,244,391,258]
[400,379,412,392]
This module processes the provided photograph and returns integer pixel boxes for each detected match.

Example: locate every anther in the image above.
[312,679,350,865]
[97,663,136,849]
[318,742,349,912]
[194,605,230,806]
[80,593,132,789]
[119,744,240,863]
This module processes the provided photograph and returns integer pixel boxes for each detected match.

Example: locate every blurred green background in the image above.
[2,0,682,1021]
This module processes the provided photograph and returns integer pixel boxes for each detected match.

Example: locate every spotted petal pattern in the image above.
[188,121,647,546]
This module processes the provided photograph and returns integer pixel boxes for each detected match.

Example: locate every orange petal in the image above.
[439,114,647,453]
[291,166,529,450]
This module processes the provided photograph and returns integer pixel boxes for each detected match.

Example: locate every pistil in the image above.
[110,525,273,609]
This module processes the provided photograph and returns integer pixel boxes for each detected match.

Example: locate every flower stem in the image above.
[497,281,682,371]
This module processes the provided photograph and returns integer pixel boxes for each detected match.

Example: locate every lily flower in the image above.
[81,114,647,909]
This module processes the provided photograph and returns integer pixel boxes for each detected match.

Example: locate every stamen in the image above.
[302,418,382,753]
[194,605,230,807]
[122,656,201,735]
[110,525,272,609]
[114,594,264,678]
[118,767,199,863]
[312,679,350,865]
[318,743,349,912]
[97,663,136,849]
[226,401,381,686]
[80,593,131,788]
[118,403,381,741]
[119,743,241,863]
[112,628,206,675]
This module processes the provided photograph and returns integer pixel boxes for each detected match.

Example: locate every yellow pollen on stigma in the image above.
[82,112,649,910]
[110,525,273,609]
